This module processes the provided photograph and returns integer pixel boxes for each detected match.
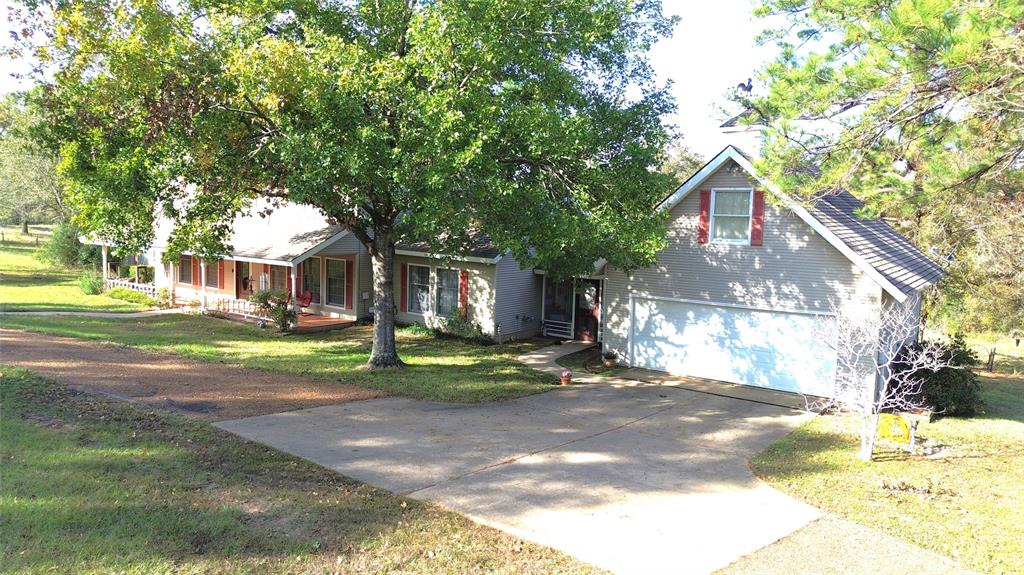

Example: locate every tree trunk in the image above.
[21,218,28,235]
[858,412,879,461]
[367,231,406,369]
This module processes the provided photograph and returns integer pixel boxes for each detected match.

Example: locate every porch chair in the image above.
[296,290,313,309]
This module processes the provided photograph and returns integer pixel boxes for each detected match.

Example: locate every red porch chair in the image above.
[296,290,313,309]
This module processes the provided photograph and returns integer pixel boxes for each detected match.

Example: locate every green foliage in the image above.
[660,143,706,187]
[746,0,1024,332]
[0,93,68,227]
[35,222,99,268]
[128,265,154,283]
[248,289,297,333]
[78,271,103,295]
[437,313,493,346]
[156,287,173,309]
[400,323,435,338]
[921,367,983,417]
[896,337,983,416]
[18,0,679,365]
[106,286,156,307]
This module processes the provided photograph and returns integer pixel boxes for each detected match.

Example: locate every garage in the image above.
[628,297,837,396]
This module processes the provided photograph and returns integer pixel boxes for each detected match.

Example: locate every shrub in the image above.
[947,332,980,367]
[895,337,984,417]
[106,286,156,307]
[436,313,493,345]
[602,349,618,360]
[156,287,173,309]
[37,222,101,268]
[920,366,983,417]
[249,289,297,332]
[401,323,434,337]
[78,271,104,295]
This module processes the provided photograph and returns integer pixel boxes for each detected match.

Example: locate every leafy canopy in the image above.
[744,0,1024,332]
[18,0,677,278]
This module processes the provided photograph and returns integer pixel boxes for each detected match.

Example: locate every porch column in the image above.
[290,264,299,310]
[570,279,577,342]
[101,245,109,279]
[168,260,176,306]
[200,259,207,312]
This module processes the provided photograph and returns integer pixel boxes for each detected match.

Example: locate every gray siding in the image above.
[493,255,543,339]
[393,254,497,335]
[302,233,369,320]
[603,159,883,367]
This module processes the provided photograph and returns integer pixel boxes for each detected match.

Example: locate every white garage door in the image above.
[629,297,836,396]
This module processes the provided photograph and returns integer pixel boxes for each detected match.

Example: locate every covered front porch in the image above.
[540,275,604,342]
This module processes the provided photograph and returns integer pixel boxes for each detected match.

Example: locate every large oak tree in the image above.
[15,0,677,367]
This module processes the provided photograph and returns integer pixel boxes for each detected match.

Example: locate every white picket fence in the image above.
[104,278,159,298]
[207,294,267,320]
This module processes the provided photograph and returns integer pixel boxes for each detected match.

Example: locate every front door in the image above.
[574,280,601,342]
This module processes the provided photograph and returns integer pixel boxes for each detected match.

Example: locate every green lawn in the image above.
[1,314,556,402]
[0,225,146,313]
[0,367,599,575]
[752,368,1024,574]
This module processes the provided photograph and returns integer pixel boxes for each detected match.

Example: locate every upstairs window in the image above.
[711,189,752,243]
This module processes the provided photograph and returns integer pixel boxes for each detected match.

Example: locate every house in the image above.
[92,144,943,398]
[597,145,944,396]
[104,200,543,340]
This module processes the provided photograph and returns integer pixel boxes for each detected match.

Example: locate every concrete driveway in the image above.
[217,381,819,575]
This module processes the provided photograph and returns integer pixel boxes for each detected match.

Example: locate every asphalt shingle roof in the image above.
[398,228,501,260]
[808,190,945,294]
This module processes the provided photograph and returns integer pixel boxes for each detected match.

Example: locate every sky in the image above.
[0,0,776,159]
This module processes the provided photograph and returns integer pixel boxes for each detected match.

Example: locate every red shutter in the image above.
[191,257,200,286]
[751,190,765,246]
[263,264,269,274]
[399,263,408,312]
[286,268,292,292]
[697,190,711,244]
[217,260,224,289]
[345,259,354,309]
[458,269,469,318]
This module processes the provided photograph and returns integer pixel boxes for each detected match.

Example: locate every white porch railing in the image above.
[104,278,158,298]
[207,294,266,319]
[542,319,573,340]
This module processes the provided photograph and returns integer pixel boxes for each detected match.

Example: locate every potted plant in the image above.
[601,350,618,368]
[560,368,573,386]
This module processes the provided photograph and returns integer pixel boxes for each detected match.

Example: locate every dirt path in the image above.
[0,328,384,420]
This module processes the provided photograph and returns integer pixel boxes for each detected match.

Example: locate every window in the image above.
[436,268,459,317]
[407,264,431,314]
[302,257,321,304]
[711,189,752,243]
[270,266,286,291]
[178,255,192,283]
[325,258,346,306]
[204,260,219,288]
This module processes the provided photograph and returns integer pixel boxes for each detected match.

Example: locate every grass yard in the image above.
[0,367,599,575]
[752,365,1024,574]
[556,345,629,377]
[0,225,146,313]
[0,314,556,402]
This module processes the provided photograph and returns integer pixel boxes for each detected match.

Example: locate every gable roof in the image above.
[152,200,349,265]
[808,191,944,294]
[658,146,944,302]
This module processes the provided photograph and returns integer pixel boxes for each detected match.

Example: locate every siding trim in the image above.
[659,145,909,303]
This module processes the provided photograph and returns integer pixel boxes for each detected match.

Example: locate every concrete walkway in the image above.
[217,345,824,575]
[0,308,182,318]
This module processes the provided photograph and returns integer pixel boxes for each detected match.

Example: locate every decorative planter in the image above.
[602,357,617,368]
[560,368,573,386]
